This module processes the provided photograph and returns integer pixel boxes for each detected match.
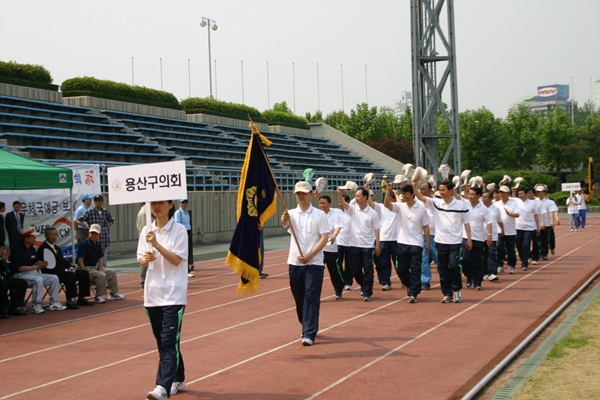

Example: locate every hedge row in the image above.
[0,61,53,84]
[62,90,183,110]
[262,110,309,130]
[61,77,180,108]
[181,97,262,121]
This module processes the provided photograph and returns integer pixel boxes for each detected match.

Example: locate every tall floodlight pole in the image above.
[200,17,218,99]
[411,0,461,179]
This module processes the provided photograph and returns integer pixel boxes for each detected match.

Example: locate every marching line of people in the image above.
[282,170,571,346]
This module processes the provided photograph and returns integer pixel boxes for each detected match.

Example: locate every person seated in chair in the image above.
[77,224,124,304]
[10,227,66,314]
[1,247,28,318]
[38,227,94,309]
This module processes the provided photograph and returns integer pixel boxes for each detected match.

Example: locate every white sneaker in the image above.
[170,381,186,395]
[508,266,515,274]
[497,266,504,274]
[95,296,106,304]
[488,274,498,281]
[482,274,490,281]
[532,260,539,265]
[302,338,314,346]
[48,301,67,311]
[109,293,125,300]
[188,272,195,278]
[147,385,168,400]
[32,303,45,314]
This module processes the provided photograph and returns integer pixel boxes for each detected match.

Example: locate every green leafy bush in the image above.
[181,97,265,122]
[0,60,57,90]
[262,110,309,130]
[61,77,181,109]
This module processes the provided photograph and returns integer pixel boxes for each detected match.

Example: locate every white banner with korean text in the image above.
[107,160,187,205]
[0,164,101,256]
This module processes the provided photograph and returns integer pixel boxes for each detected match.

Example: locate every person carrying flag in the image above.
[282,181,329,346]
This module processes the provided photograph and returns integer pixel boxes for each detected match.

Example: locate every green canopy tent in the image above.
[0,149,75,256]
[0,149,72,189]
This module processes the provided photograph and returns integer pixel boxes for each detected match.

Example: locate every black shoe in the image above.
[77,298,94,306]
[422,283,431,290]
[259,273,268,279]
[8,307,27,316]
[66,300,80,310]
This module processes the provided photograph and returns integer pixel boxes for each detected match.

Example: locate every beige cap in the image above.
[499,186,510,193]
[89,224,102,234]
[294,181,312,193]
[338,181,358,191]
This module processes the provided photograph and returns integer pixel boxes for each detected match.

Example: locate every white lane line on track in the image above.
[304,237,600,399]
[0,263,291,338]
[2,230,597,399]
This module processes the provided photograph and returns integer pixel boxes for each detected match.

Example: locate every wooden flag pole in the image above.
[248,116,304,257]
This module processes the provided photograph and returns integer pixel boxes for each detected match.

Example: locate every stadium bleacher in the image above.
[0,94,392,191]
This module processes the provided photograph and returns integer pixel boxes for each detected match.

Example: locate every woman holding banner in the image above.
[137,200,189,400]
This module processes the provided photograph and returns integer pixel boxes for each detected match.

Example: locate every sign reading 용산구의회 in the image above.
[107,160,187,205]
[561,182,581,192]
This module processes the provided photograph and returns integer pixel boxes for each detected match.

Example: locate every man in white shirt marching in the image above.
[495,186,519,274]
[577,189,587,229]
[419,182,439,290]
[512,187,540,271]
[482,191,502,282]
[282,181,329,346]
[318,195,345,300]
[414,179,472,304]
[458,185,493,290]
[535,185,559,258]
[338,187,381,302]
[385,183,430,303]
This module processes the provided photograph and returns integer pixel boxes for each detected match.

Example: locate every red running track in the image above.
[0,216,598,400]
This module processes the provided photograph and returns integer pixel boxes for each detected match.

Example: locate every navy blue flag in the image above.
[225,123,277,296]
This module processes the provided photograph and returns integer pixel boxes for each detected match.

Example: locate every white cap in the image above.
[393,174,407,185]
[402,163,414,177]
[413,167,427,182]
[315,177,327,193]
[294,181,312,193]
[363,173,374,184]
[338,181,358,191]
[499,186,510,193]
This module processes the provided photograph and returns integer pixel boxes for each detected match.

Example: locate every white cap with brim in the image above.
[19,226,35,237]
[315,177,327,193]
[393,174,407,185]
[499,186,510,193]
[89,224,102,234]
[294,181,312,193]
[338,181,358,191]
[363,173,374,184]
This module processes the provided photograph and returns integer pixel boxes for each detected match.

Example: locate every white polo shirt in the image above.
[285,205,329,266]
[462,199,493,242]
[577,194,587,210]
[495,198,518,236]
[137,218,189,307]
[323,208,343,253]
[335,209,352,247]
[374,203,399,242]
[540,197,558,225]
[345,203,381,249]
[392,200,429,247]
[514,198,538,231]
[423,196,471,245]
[487,203,502,241]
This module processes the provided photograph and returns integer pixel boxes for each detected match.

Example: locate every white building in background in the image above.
[521,84,574,114]
[394,91,412,117]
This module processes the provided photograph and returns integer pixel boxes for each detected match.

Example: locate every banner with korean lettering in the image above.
[0,164,101,256]
[107,160,187,205]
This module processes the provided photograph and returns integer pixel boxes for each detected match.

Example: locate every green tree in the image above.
[502,104,541,169]
[271,101,293,114]
[305,110,323,123]
[459,107,504,172]
[538,105,580,183]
